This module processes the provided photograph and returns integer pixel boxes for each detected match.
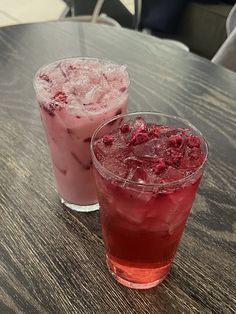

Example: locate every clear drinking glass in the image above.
[33,57,129,212]
[91,112,208,288]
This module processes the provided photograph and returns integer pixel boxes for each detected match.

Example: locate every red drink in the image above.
[91,112,208,289]
[33,58,129,212]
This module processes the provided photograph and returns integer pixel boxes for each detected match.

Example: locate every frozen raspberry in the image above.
[167,135,182,147]
[154,158,166,175]
[68,65,77,71]
[135,132,149,144]
[53,91,67,103]
[39,74,50,82]
[149,126,160,138]
[171,150,183,166]
[119,123,130,133]
[42,102,60,116]
[103,135,114,145]
[187,136,200,148]
[119,86,126,92]
[129,131,149,146]
[166,149,183,167]
[189,147,200,160]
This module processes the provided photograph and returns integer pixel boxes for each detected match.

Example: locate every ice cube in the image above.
[124,156,143,168]
[133,116,146,131]
[102,158,128,179]
[133,138,165,160]
[162,166,185,182]
[114,187,153,224]
[130,167,147,184]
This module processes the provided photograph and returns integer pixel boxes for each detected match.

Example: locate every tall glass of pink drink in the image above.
[91,112,208,289]
[33,57,129,212]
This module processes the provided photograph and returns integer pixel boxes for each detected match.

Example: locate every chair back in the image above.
[226,3,236,35]
[212,4,236,73]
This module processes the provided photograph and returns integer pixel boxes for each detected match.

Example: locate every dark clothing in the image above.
[71,0,235,32]
[194,1,235,3]
[139,0,235,33]
[140,0,187,33]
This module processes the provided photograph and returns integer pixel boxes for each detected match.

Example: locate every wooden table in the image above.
[0,21,236,314]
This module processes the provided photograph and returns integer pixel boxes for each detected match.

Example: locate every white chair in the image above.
[226,3,236,36]
[67,0,121,27]
[212,4,236,73]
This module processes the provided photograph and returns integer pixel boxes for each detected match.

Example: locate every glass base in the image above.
[106,255,170,289]
[60,197,99,212]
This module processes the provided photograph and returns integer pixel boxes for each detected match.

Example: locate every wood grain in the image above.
[0,21,236,314]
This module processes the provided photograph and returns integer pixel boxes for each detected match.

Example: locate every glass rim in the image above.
[91,111,208,188]
[33,56,130,103]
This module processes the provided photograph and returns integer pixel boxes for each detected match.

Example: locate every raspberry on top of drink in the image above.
[35,58,129,117]
[93,116,206,192]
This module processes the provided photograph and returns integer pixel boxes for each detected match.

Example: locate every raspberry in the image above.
[136,132,149,144]
[189,147,200,160]
[167,135,182,147]
[187,136,200,148]
[71,152,92,170]
[53,91,67,103]
[129,131,149,145]
[149,127,160,138]
[119,86,126,92]
[103,135,114,145]
[154,158,166,174]
[166,149,183,167]
[171,150,183,166]
[119,123,130,133]
[68,65,77,71]
[39,74,50,82]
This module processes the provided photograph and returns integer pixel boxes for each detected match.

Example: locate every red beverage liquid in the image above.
[92,114,207,288]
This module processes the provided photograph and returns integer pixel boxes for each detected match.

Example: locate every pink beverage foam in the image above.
[35,58,129,205]
[93,116,206,286]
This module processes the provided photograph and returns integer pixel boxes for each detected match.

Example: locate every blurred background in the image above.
[0,0,234,59]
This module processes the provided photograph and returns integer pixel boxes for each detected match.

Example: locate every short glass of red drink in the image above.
[91,112,208,289]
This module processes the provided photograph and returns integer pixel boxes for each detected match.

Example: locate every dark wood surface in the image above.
[0,21,236,314]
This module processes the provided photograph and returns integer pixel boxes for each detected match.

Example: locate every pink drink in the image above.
[34,58,129,211]
[91,113,208,288]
